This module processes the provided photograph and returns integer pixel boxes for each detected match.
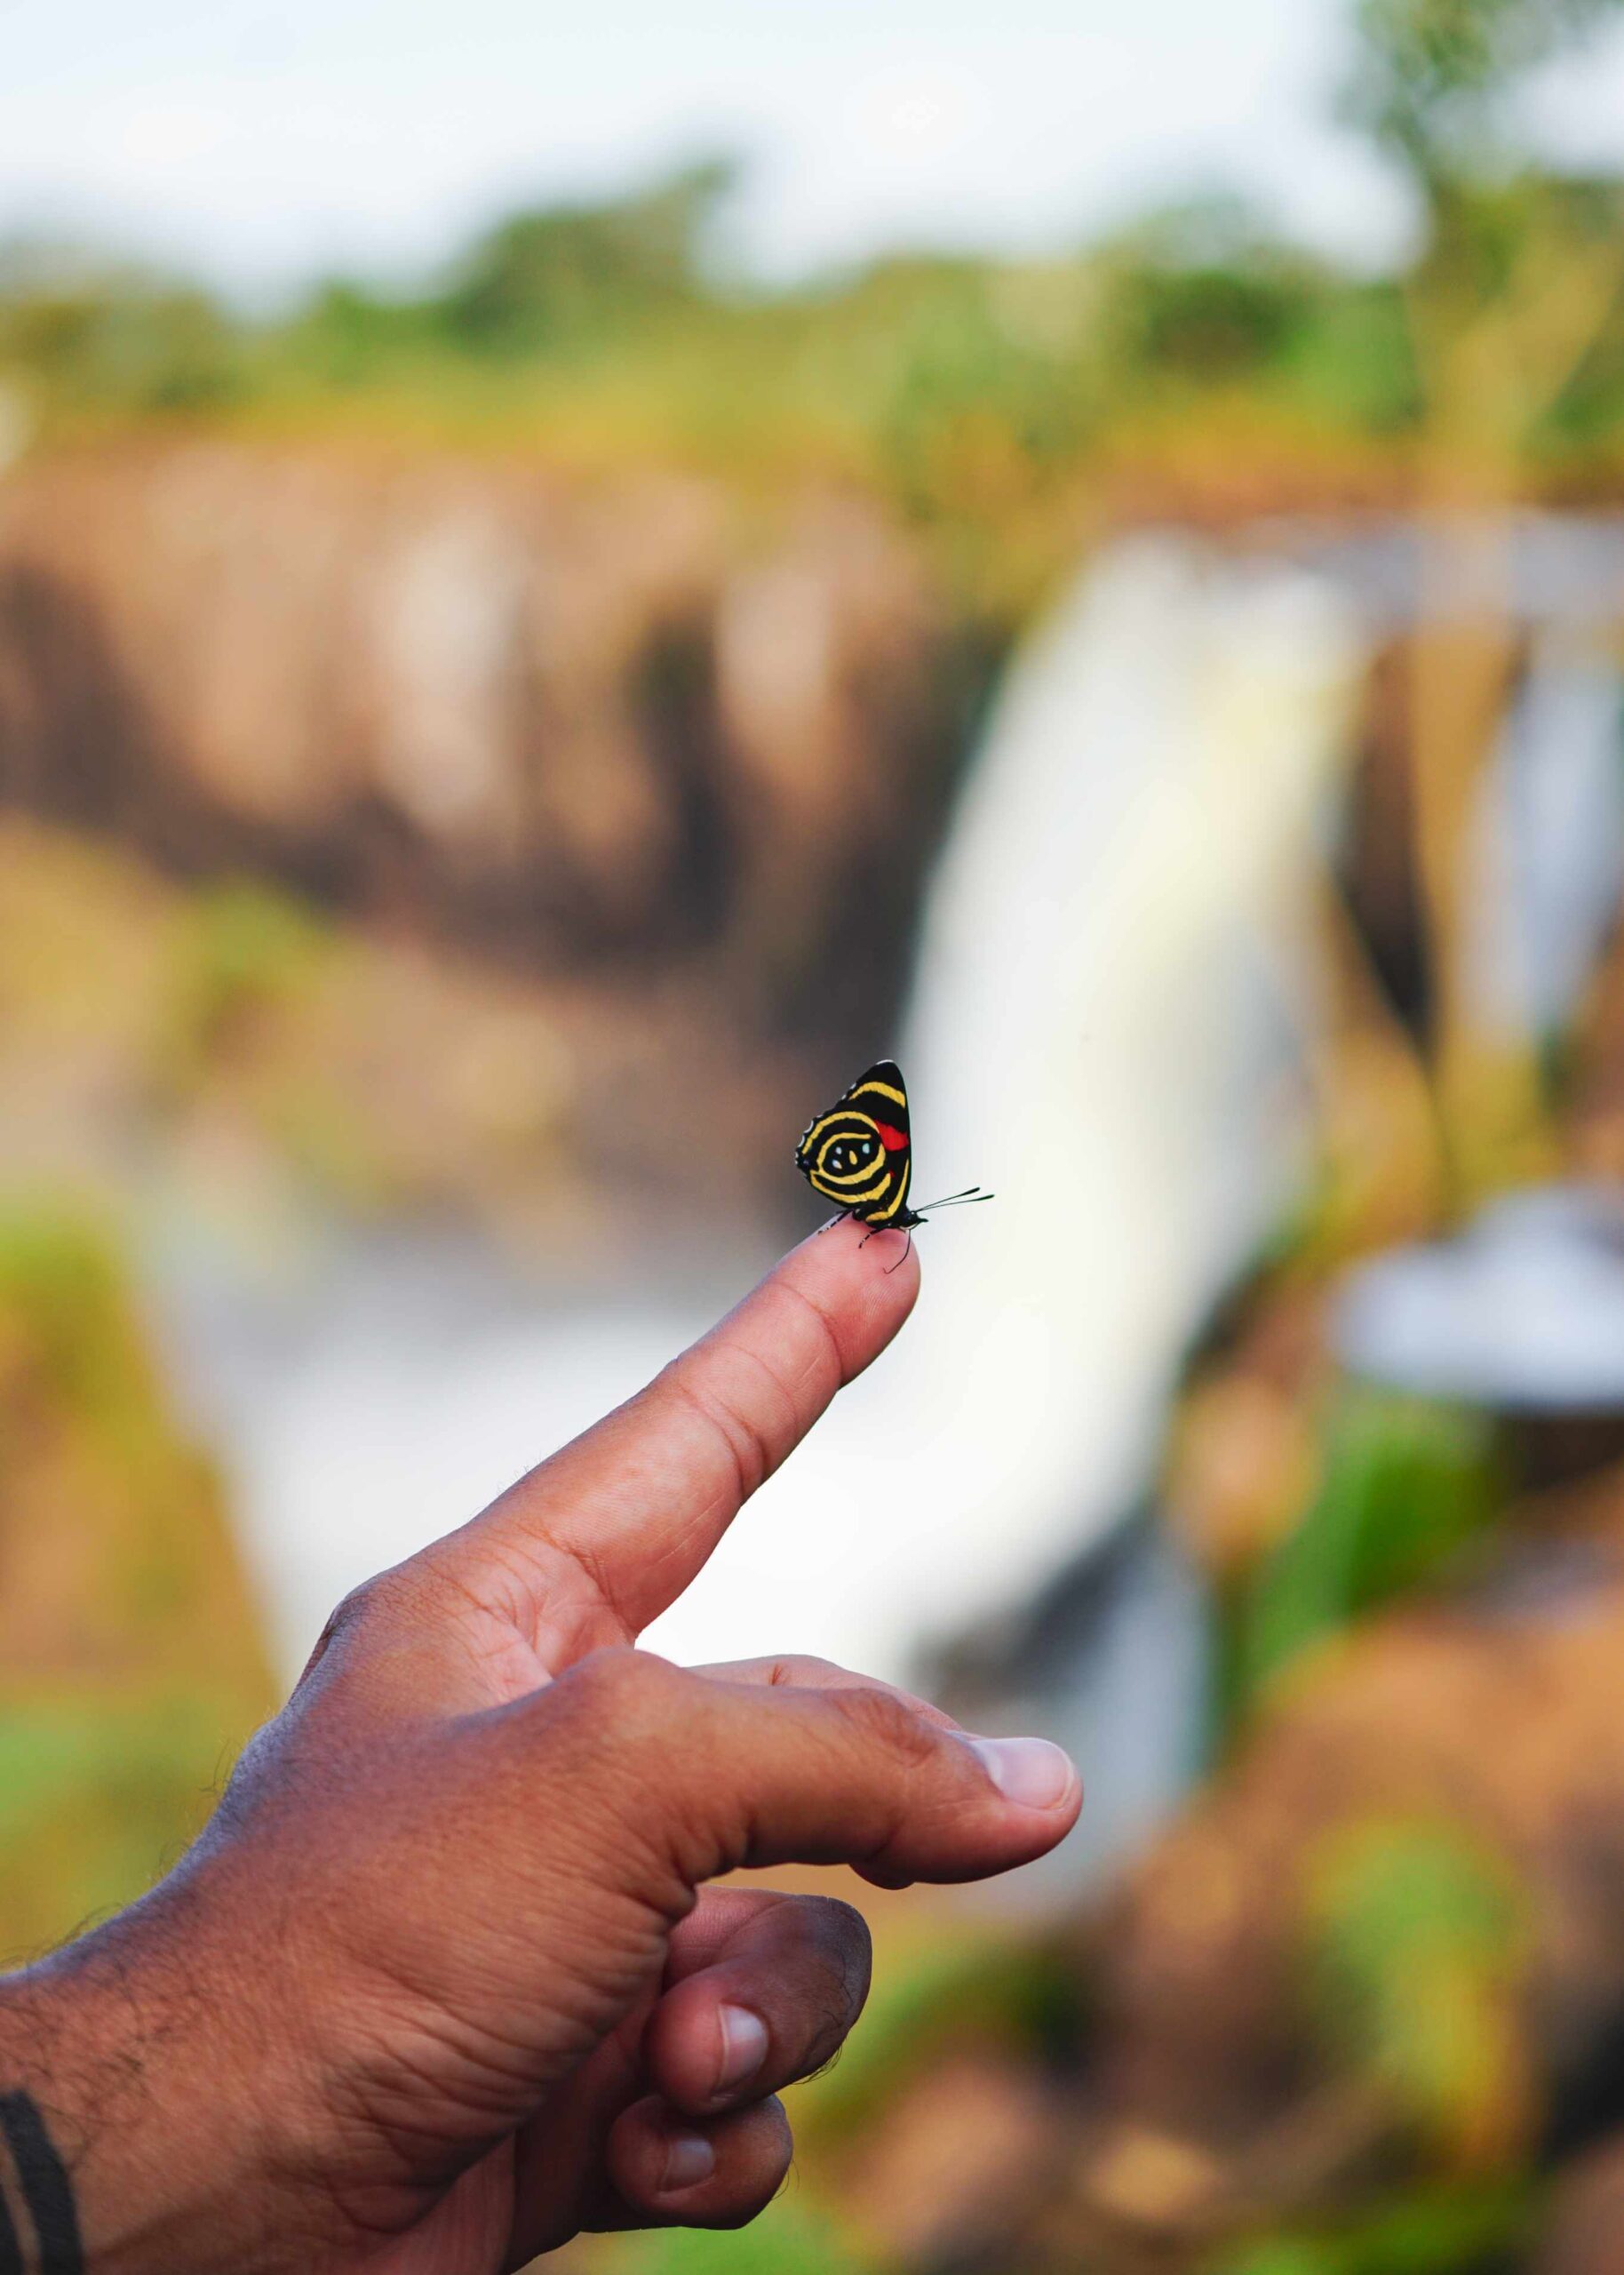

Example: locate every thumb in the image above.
[519,1648,1080,1900]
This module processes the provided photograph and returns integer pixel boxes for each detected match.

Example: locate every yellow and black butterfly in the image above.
[795,1059,991,1267]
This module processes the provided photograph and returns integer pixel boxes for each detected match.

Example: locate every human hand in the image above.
[1,1221,1079,2273]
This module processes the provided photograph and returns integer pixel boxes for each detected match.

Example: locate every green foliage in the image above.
[1427,170,1624,307]
[1303,1821,1531,2159]
[610,2199,875,2275]
[1123,261,1307,379]
[0,1195,156,1442]
[0,1191,275,1956]
[1547,243,1624,447]
[1088,203,1421,432]
[1347,0,1624,177]
[0,174,1473,624]
[800,1933,1086,2150]
[1100,200,1323,382]
[1,0,1624,618]
[0,1696,237,1958]
[281,279,444,391]
[1236,1390,1497,1713]
[0,244,240,417]
[6,133,1624,612]
[1336,1,1624,485]
[1208,2177,1534,2274]
[438,159,735,355]
[162,877,330,1082]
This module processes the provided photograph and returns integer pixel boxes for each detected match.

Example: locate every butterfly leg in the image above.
[817,1210,854,1236]
[856,1224,912,1270]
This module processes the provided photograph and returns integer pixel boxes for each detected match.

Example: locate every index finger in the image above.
[432,1216,919,1657]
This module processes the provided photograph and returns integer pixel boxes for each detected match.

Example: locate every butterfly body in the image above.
[795,1060,991,1260]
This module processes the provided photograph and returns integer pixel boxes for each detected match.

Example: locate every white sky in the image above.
[3,0,1624,296]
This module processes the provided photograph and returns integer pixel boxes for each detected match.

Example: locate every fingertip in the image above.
[716,2003,771,2094]
[776,1215,921,1372]
[963,1736,1080,1817]
[859,1724,1082,1884]
[984,1747,1082,1854]
[645,1982,769,2112]
[608,2095,792,2223]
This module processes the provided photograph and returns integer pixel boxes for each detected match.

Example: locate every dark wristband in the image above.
[0,2095,84,2275]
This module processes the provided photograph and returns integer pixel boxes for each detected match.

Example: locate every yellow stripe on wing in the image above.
[810,1171,892,1206]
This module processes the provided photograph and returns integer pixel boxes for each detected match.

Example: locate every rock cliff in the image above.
[0,443,986,1058]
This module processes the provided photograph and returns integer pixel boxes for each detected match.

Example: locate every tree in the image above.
[440,159,736,355]
[1347,0,1624,181]
[1342,0,1624,1206]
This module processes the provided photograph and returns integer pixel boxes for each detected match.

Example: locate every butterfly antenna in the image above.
[915,1187,994,1215]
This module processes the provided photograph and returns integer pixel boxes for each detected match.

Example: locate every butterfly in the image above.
[795,1058,991,1268]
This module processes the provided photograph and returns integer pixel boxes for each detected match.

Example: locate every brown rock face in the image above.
[1097,1521,1624,2140]
[857,1477,1624,2272]
[0,443,986,1058]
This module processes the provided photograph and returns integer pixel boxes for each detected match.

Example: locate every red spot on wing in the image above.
[872,1121,908,1152]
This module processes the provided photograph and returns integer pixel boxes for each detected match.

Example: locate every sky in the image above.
[4,0,1624,298]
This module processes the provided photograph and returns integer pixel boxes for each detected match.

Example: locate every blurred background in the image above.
[12,0,1624,2268]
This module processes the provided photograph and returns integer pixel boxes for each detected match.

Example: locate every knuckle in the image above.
[767,1654,842,1688]
[833,1683,941,1774]
[659,1355,776,1504]
[323,1576,384,1640]
[528,1651,704,1913]
[306,1568,412,1664]
[568,1646,683,1739]
[805,1656,857,1687]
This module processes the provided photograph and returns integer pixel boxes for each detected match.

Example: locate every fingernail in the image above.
[967,1735,1076,1809]
[715,2003,769,2094]
[660,2131,717,2192]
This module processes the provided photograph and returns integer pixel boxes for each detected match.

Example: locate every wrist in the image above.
[0,1865,322,2275]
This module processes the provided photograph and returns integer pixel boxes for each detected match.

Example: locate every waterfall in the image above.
[651,536,1366,1699]
[1466,622,1624,1045]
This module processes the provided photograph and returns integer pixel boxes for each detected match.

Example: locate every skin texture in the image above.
[0,1218,1080,2273]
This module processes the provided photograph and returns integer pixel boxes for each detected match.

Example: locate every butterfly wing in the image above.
[795,1059,916,1226]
